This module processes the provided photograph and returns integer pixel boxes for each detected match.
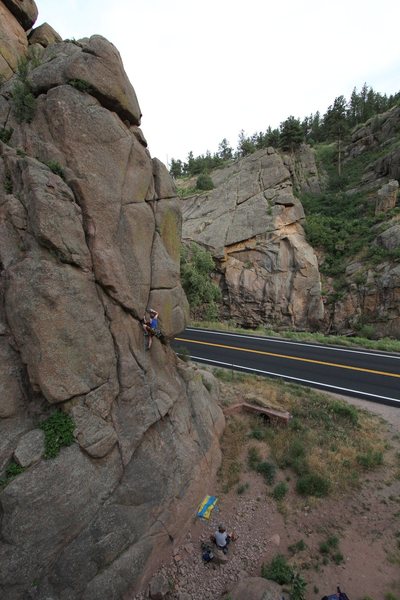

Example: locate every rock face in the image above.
[375,179,399,215]
[181,147,324,329]
[327,259,400,338]
[323,107,400,337]
[0,4,224,598]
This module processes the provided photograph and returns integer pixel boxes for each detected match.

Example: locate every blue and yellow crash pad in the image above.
[197,495,218,519]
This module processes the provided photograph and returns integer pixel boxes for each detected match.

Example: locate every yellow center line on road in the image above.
[175,337,400,379]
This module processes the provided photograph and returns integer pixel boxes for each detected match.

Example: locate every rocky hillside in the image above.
[181,146,324,330]
[180,109,400,337]
[312,105,400,338]
[0,2,224,599]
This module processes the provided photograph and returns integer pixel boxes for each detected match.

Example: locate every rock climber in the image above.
[142,308,159,349]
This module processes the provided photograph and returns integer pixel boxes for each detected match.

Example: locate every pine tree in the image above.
[236,129,256,157]
[217,138,233,160]
[279,116,304,153]
[323,96,349,175]
[169,158,183,179]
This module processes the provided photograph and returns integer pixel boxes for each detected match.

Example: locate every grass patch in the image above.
[39,410,75,458]
[218,417,246,491]
[191,320,400,353]
[218,374,386,495]
[213,367,246,383]
[357,449,383,469]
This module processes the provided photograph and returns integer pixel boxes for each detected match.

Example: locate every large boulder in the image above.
[2,0,38,31]
[28,22,62,47]
[0,23,224,600]
[0,2,28,81]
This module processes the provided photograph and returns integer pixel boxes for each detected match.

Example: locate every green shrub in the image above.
[358,324,376,339]
[272,481,288,501]
[326,535,339,548]
[237,482,249,495]
[6,461,25,478]
[291,572,307,600]
[319,534,341,562]
[12,80,36,123]
[332,551,344,564]
[203,300,219,320]
[330,400,358,426]
[39,410,75,458]
[0,127,13,143]
[257,461,276,484]
[357,449,383,469]
[289,417,305,432]
[68,79,93,93]
[43,160,65,180]
[174,345,190,362]
[280,437,309,475]
[247,446,262,470]
[4,172,13,194]
[384,593,399,600]
[180,242,221,318]
[319,541,330,554]
[296,473,330,497]
[288,539,307,555]
[261,554,294,585]
[0,461,25,489]
[250,426,265,440]
[196,173,214,191]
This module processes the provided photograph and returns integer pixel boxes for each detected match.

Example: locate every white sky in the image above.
[35,0,399,166]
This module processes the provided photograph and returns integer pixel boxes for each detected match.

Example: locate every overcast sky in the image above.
[35,0,399,166]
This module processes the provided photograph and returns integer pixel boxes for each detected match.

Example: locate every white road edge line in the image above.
[188,355,400,405]
[186,328,400,360]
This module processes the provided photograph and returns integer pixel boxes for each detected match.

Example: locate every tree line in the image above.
[169,83,400,179]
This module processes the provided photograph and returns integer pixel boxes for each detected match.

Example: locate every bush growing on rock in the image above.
[39,410,75,458]
[196,173,214,190]
[180,242,221,318]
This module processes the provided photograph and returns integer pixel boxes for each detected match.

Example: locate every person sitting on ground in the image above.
[142,308,159,349]
[213,525,232,554]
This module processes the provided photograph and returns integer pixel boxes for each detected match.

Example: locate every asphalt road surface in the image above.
[173,328,400,407]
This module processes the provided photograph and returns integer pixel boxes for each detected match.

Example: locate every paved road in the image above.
[173,328,400,407]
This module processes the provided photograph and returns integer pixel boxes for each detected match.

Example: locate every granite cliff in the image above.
[181,147,324,330]
[0,2,224,598]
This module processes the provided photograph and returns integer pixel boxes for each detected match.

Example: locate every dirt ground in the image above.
[135,386,400,600]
